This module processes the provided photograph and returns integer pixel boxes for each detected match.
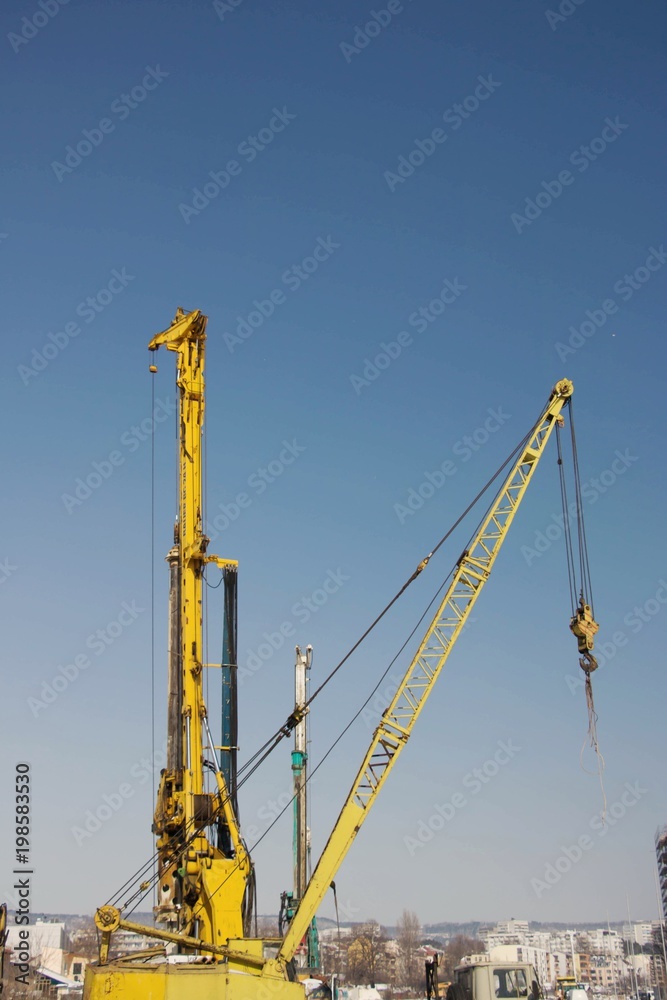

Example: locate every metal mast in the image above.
[147,308,250,945]
[293,644,312,910]
[281,645,320,970]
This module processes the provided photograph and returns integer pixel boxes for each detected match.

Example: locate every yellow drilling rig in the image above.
[83,308,598,1000]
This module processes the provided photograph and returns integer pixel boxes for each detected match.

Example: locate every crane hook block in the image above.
[569,597,599,673]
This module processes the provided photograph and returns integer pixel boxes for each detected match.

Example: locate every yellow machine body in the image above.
[84,963,305,1000]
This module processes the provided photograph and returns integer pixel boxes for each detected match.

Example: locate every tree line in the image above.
[330,910,484,989]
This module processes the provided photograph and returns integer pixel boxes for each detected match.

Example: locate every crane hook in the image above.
[569,594,599,673]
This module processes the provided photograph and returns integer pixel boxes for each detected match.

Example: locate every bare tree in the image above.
[256,917,279,938]
[443,935,485,980]
[347,921,389,986]
[397,910,421,988]
[1,953,45,999]
[69,924,99,960]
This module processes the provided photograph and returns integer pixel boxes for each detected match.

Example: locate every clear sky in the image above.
[1,0,666,930]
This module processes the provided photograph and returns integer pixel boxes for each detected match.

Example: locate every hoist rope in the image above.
[150,362,157,909]
[556,403,605,820]
[556,424,577,616]
[569,403,595,616]
[202,363,211,753]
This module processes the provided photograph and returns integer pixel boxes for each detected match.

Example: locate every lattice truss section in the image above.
[351,404,565,812]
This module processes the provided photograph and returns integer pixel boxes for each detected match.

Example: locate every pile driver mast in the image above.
[92,309,256,976]
[84,308,597,1000]
[146,308,251,945]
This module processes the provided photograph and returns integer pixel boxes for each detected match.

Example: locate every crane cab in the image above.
[452,958,542,1000]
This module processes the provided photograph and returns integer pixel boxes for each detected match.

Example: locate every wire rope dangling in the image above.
[569,592,602,776]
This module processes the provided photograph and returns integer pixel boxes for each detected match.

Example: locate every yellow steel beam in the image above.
[148,309,250,948]
[278,379,574,963]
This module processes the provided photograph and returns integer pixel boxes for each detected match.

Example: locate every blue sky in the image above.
[1,0,666,929]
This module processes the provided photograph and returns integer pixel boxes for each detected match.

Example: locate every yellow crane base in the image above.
[84,963,307,1000]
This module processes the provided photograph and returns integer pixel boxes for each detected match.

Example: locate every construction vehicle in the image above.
[452,956,542,1000]
[555,976,581,998]
[83,308,597,1000]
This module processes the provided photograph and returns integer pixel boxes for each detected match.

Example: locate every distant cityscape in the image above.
[4,914,667,998]
[3,830,666,998]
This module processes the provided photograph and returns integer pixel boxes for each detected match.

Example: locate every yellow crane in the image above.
[84,308,596,1000]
